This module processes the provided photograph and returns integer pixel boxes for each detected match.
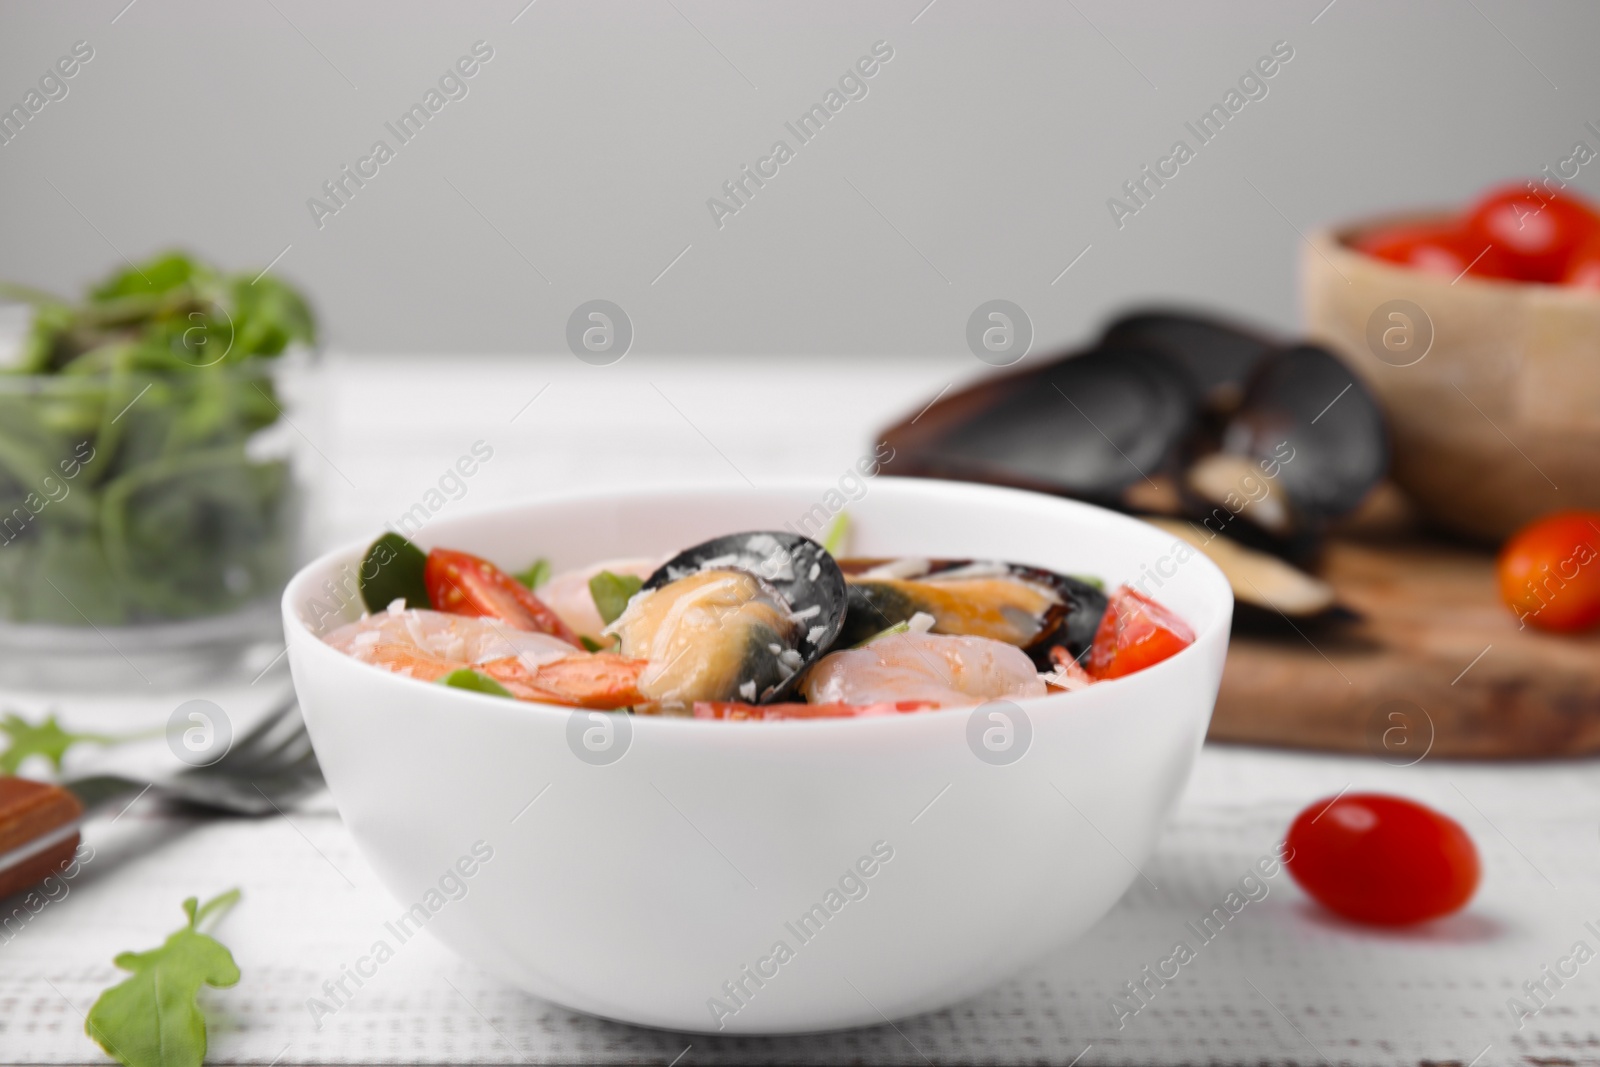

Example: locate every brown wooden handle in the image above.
[0,777,83,901]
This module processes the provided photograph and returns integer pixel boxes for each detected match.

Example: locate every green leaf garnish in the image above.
[358,533,430,612]
[438,669,513,697]
[0,712,124,775]
[852,620,910,648]
[588,571,643,626]
[1067,573,1105,591]
[85,889,242,1067]
[578,635,605,653]
[1,251,316,626]
[822,511,850,556]
[514,558,551,589]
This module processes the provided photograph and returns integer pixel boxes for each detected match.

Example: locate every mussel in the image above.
[830,558,1108,668]
[1101,309,1273,417]
[608,532,847,707]
[1144,517,1341,623]
[1190,344,1389,552]
[890,341,1200,510]
[879,308,1389,556]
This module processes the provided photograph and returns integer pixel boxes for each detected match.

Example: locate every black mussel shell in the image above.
[645,532,848,702]
[1190,344,1388,550]
[895,343,1200,508]
[1048,571,1111,665]
[832,559,1108,669]
[878,310,1390,559]
[1143,516,1350,625]
[1101,309,1275,417]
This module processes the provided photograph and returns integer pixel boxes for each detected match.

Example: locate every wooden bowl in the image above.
[1301,216,1600,542]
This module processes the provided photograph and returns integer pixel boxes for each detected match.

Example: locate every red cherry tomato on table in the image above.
[1286,793,1480,925]
[1086,586,1195,680]
[1497,511,1600,632]
[423,548,582,646]
[1464,183,1600,282]
[1563,230,1600,290]
[1354,221,1515,280]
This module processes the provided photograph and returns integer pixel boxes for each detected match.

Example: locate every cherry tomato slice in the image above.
[1354,221,1514,280]
[1562,230,1600,290]
[1497,510,1600,632]
[423,548,582,646]
[1086,586,1195,680]
[1464,183,1600,282]
[1285,793,1479,925]
[694,700,935,721]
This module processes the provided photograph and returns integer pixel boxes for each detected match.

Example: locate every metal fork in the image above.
[0,698,323,885]
[70,697,323,817]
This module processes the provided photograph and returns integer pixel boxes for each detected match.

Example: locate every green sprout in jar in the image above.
[0,252,316,625]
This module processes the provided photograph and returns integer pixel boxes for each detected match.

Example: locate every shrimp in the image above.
[324,606,646,709]
[478,653,648,709]
[800,631,1047,709]
[326,606,580,668]
[537,557,660,644]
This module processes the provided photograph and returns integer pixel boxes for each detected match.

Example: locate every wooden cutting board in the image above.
[1210,534,1600,759]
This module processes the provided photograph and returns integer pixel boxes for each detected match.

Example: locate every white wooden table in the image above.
[3,354,1598,1066]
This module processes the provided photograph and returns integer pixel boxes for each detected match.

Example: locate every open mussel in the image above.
[608,532,847,707]
[1185,343,1388,554]
[830,558,1108,668]
[1144,517,1346,625]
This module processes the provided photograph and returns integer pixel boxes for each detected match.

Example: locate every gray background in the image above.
[0,0,1596,356]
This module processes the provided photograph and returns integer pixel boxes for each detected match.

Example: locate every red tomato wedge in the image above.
[694,700,936,721]
[1286,793,1480,925]
[423,548,581,646]
[1464,183,1600,282]
[1354,221,1514,280]
[1086,586,1195,680]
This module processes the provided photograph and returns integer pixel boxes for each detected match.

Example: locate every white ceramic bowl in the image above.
[283,479,1232,1034]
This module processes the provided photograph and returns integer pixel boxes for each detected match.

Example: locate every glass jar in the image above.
[0,357,308,690]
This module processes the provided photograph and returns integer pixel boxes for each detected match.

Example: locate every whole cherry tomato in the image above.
[1497,511,1600,632]
[1562,230,1600,290]
[1086,586,1195,680]
[424,548,581,645]
[1354,221,1515,280]
[1285,793,1480,925]
[1464,183,1600,282]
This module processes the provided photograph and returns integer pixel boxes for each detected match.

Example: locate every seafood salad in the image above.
[320,528,1196,721]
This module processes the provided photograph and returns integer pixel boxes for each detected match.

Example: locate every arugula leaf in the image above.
[514,558,551,589]
[85,890,242,1067]
[438,669,513,697]
[0,712,122,775]
[852,620,910,648]
[822,511,850,556]
[89,252,212,302]
[578,635,604,653]
[588,571,642,626]
[358,533,430,613]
